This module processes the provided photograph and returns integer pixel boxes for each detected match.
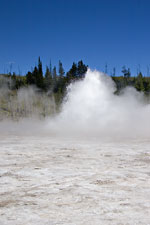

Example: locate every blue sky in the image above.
[0,0,150,76]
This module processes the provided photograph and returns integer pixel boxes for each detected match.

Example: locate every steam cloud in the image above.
[1,69,150,139]
[47,69,150,139]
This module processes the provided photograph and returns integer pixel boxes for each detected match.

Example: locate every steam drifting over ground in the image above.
[0,77,56,120]
[47,69,150,139]
[1,69,150,138]
[0,70,150,224]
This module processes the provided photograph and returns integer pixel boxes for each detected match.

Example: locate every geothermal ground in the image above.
[0,134,150,225]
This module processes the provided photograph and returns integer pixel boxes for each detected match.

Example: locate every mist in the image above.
[47,69,150,139]
[1,70,150,225]
[1,69,150,139]
[0,76,56,120]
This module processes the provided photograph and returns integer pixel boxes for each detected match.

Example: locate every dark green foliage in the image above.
[26,57,44,88]
[135,72,145,92]
[52,66,58,92]
[77,60,88,78]
[67,62,78,81]
[66,61,88,83]
[26,58,44,89]
[37,57,44,88]
[57,61,66,95]
[26,71,35,85]
[2,57,150,107]
[32,66,39,85]
[44,66,52,91]
[58,60,65,78]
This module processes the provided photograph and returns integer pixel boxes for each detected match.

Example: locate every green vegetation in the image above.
[1,58,150,119]
[0,58,88,119]
[1,59,150,95]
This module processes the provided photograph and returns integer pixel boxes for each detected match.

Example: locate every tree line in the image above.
[1,58,150,101]
[25,57,88,92]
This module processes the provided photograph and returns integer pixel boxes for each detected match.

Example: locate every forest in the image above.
[0,57,150,119]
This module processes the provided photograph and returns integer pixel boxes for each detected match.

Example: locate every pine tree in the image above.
[58,60,65,93]
[52,66,57,92]
[77,60,88,78]
[58,60,65,78]
[67,62,77,81]
[44,66,52,91]
[49,60,52,75]
[32,66,38,85]
[135,72,145,92]
[53,66,57,81]
[37,57,44,89]
[26,71,34,85]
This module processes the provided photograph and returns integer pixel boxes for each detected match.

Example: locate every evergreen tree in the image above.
[58,60,65,93]
[38,57,43,75]
[32,66,38,85]
[44,66,52,91]
[70,62,77,78]
[77,60,88,78]
[135,72,145,92]
[147,79,150,92]
[26,71,34,85]
[66,62,77,81]
[37,57,44,89]
[58,60,65,78]
[53,66,57,81]
[49,60,52,75]
[52,66,57,92]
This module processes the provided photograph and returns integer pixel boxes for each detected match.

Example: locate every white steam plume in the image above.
[47,69,150,139]
[0,69,150,139]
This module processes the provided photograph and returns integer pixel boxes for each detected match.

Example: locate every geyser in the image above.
[48,69,150,139]
[1,69,150,139]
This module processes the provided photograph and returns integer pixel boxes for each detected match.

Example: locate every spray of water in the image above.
[47,69,150,139]
[0,69,150,139]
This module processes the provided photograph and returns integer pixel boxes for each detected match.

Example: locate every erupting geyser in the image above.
[1,70,150,225]
[0,69,150,139]
[48,69,150,139]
